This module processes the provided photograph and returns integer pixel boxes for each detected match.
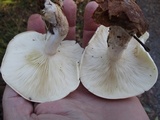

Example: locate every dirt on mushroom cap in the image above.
[93,0,149,37]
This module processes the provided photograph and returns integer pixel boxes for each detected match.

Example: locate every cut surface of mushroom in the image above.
[1,0,83,102]
[80,25,158,99]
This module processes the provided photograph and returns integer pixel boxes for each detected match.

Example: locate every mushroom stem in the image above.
[107,26,132,61]
[43,0,69,56]
[44,31,66,56]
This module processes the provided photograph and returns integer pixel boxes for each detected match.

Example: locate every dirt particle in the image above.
[117,36,121,38]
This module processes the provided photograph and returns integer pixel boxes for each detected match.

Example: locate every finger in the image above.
[82,1,99,48]
[3,85,34,120]
[63,0,77,40]
[3,85,19,99]
[27,14,46,34]
[2,85,32,106]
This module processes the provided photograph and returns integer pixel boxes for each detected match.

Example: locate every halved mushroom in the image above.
[80,25,158,99]
[0,0,83,103]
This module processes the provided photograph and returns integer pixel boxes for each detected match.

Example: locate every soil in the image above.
[137,0,160,119]
[0,0,159,120]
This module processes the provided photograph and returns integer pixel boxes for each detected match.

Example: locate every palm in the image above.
[35,85,108,120]
[35,85,150,120]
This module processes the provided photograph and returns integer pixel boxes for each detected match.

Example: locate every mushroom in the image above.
[80,0,158,99]
[0,0,83,103]
[80,25,158,99]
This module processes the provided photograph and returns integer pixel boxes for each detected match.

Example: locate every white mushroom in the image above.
[80,25,158,99]
[1,0,83,103]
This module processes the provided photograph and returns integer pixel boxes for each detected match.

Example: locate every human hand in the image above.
[3,0,149,120]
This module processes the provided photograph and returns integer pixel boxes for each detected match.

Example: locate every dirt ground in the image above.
[136,0,160,119]
[0,0,160,120]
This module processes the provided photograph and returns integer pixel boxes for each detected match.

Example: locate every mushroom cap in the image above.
[80,25,158,99]
[1,31,83,102]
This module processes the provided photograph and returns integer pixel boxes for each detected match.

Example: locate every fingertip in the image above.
[63,0,77,40]
[82,1,99,48]
[84,1,99,31]
[27,14,46,34]
[63,0,77,27]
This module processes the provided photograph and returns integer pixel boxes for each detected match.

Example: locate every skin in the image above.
[2,0,149,120]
